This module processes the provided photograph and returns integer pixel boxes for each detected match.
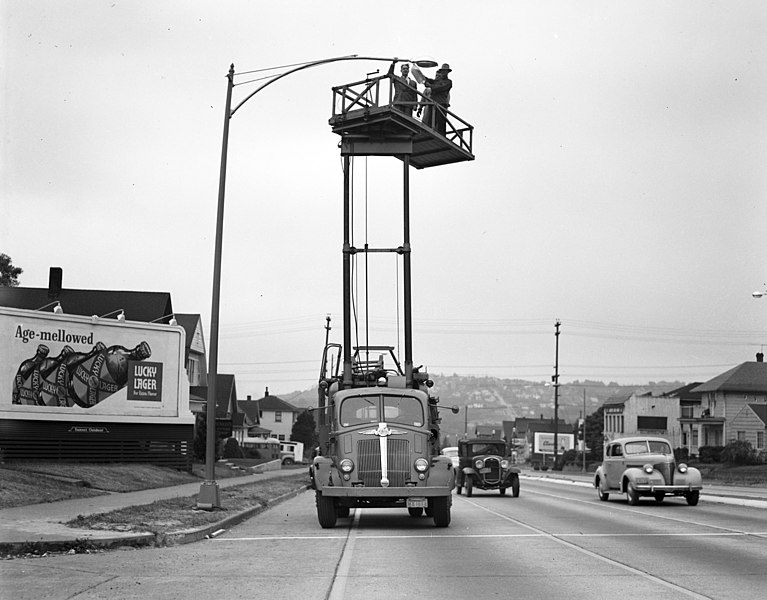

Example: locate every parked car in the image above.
[594,436,703,506]
[455,438,520,497]
[441,446,459,469]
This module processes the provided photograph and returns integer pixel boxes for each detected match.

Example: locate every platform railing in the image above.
[331,75,474,156]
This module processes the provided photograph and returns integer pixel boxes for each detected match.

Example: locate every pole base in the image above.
[196,480,221,510]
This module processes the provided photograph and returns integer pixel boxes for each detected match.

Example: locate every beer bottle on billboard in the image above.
[35,346,87,407]
[66,342,108,408]
[67,341,151,408]
[12,344,50,404]
[31,345,75,406]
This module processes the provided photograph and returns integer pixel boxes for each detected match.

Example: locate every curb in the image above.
[0,485,311,558]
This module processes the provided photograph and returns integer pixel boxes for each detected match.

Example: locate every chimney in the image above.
[757,352,764,363]
[48,267,62,299]
[265,387,269,397]
[247,395,252,401]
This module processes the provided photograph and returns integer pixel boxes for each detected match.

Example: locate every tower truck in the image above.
[310,68,473,528]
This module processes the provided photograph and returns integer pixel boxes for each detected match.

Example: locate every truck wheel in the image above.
[432,497,451,527]
[466,477,473,498]
[316,492,337,528]
[511,475,520,498]
[455,484,462,495]
[283,457,294,466]
[408,507,424,517]
[685,491,700,506]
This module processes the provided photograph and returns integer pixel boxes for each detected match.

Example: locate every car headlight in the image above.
[339,459,354,473]
[414,458,429,472]
[643,464,654,474]
[678,463,688,474]
[501,459,510,469]
[474,459,484,469]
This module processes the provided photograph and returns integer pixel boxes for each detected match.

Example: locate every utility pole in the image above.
[582,387,587,472]
[553,319,561,467]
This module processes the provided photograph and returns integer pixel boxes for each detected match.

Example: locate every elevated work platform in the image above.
[329,74,475,169]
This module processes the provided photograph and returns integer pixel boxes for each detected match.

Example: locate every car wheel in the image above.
[511,475,520,498]
[431,497,451,527]
[499,487,506,496]
[654,492,665,503]
[455,484,462,495]
[626,483,640,506]
[316,492,337,528]
[686,491,700,506]
[466,476,473,497]
[408,507,424,517]
[283,457,294,466]
[596,478,609,501]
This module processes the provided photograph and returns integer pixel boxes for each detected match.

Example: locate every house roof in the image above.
[236,399,261,425]
[749,403,767,426]
[258,393,299,413]
[191,374,238,418]
[692,362,767,394]
[601,394,632,408]
[663,382,704,401]
[0,286,174,324]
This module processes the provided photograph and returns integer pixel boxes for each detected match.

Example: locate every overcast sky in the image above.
[3,1,766,396]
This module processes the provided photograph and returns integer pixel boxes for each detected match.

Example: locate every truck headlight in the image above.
[339,459,354,473]
[643,464,654,474]
[501,459,510,469]
[678,463,688,474]
[414,458,429,472]
[474,459,484,470]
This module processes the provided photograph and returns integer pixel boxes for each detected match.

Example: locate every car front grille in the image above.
[481,457,502,484]
[654,461,672,484]
[357,439,409,487]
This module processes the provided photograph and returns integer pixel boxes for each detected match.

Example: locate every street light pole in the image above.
[197,55,439,509]
[553,319,561,467]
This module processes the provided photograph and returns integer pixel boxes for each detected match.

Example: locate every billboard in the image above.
[1,307,193,424]
[533,431,575,455]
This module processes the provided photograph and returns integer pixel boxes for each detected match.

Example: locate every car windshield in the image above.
[470,443,505,456]
[624,440,672,455]
[442,448,458,457]
[339,394,424,427]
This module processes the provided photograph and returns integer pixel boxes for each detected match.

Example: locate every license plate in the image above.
[480,468,491,473]
[407,498,427,508]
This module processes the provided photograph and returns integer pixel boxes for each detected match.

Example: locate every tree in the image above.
[291,409,318,452]
[585,405,605,461]
[0,254,22,287]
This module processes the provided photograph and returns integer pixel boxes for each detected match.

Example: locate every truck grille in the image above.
[481,457,501,484]
[357,439,410,487]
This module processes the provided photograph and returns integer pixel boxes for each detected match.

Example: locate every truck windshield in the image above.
[339,394,424,427]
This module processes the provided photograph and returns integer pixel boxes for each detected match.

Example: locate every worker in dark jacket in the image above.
[387,60,418,117]
[413,63,452,135]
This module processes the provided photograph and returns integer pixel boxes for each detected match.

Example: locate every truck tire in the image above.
[431,497,451,527]
[316,492,337,528]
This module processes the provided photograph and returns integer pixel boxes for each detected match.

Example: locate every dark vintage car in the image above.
[594,436,703,506]
[455,438,520,497]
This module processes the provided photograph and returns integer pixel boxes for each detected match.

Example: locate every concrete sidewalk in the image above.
[0,468,307,555]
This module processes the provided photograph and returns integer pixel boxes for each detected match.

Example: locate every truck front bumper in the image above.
[320,485,452,498]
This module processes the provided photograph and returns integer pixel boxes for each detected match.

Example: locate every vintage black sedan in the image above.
[594,436,703,506]
[455,438,520,497]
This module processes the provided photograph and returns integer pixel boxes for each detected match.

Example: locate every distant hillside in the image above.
[276,374,684,443]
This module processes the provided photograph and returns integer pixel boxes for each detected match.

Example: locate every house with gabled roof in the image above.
[191,373,239,440]
[256,387,300,441]
[692,353,767,450]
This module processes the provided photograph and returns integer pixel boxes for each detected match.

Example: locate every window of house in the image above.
[278,434,286,441]
[637,416,667,430]
[758,431,764,449]
[275,411,282,423]
[737,431,746,441]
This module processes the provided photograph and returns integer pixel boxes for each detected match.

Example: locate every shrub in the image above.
[698,446,724,463]
[674,447,689,462]
[721,440,758,465]
[221,437,244,459]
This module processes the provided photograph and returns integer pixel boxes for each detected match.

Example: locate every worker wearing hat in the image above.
[412,63,453,135]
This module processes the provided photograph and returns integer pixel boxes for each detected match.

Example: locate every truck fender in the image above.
[312,456,338,490]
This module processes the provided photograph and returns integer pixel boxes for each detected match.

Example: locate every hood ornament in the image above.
[360,423,405,437]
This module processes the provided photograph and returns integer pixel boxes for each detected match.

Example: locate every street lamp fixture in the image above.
[198,54,440,510]
[752,289,767,299]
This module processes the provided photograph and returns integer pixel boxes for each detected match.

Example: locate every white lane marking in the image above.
[519,486,766,537]
[327,508,361,600]
[464,498,712,600]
